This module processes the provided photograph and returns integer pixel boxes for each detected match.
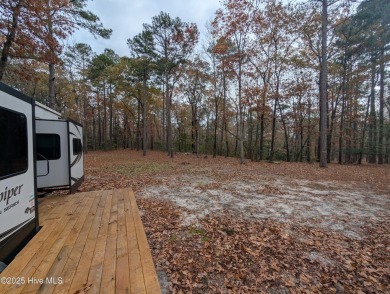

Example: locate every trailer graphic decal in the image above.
[0,184,23,205]
[70,154,82,167]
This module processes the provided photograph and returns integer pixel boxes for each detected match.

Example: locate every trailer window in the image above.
[36,134,61,160]
[0,107,28,178]
[73,139,82,155]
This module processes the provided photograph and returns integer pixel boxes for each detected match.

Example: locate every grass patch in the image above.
[169,233,178,243]
[113,162,170,176]
[223,228,236,236]
[188,226,208,242]
[188,226,206,236]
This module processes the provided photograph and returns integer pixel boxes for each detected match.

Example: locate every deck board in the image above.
[125,190,147,294]
[87,190,113,293]
[0,188,161,294]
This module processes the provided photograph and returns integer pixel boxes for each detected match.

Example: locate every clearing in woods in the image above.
[77,149,389,293]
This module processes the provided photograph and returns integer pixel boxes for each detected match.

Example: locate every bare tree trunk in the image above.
[82,89,88,153]
[202,116,206,155]
[319,0,328,167]
[350,80,358,163]
[339,63,347,164]
[166,73,173,158]
[238,61,244,164]
[225,118,229,157]
[234,109,239,157]
[259,82,267,161]
[175,115,182,152]
[143,77,148,156]
[137,94,141,151]
[327,96,339,163]
[345,98,351,163]
[162,85,166,150]
[299,114,304,162]
[151,114,155,151]
[255,119,260,161]
[220,108,225,156]
[123,114,128,149]
[368,59,377,163]
[248,111,253,160]
[81,58,88,153]
[221,72,229,157]
[92,107,96,151]
[359,95,371,164]
[109,83,113,150]
[269,97,277,162]
[277,100,290,162]
[192,104,199,155]
[97,93,102,149]
[259,111,265,160]
[103,84,107,150]
[222,73,229,157]
[378,47,385,164]
[270,75,280,162]
[213,95,219,158]
[307,99,312,162]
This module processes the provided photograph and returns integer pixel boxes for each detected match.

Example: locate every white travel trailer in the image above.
[35,102,84,194]
[0,82,84,268]
[0,82,39,267]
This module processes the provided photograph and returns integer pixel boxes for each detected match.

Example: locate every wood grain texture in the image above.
[0,188,161,294]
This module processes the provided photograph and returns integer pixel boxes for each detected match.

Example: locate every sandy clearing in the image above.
[138,175,389,239]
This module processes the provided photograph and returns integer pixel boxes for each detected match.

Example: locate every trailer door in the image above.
[36,120,68,189]
[68,120,84,193]
[0,83,38,265]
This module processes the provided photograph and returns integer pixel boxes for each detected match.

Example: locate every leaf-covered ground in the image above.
[80,150,389,293]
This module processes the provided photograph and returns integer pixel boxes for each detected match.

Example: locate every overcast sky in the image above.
[70,0,222,57]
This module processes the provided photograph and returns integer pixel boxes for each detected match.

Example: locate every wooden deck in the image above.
[0,188,161,294]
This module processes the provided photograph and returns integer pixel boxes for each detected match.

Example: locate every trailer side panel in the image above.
[0,83,38,265]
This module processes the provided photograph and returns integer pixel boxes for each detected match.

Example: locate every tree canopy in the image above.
[2,0,390,165]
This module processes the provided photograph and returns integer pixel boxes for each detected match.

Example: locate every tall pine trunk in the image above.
[143,76,148,156]
[238,61,244,164]
[368,59,377,163]
[378,47,385,164]
[97,92,102,149]
[339,61,347,164]
[103,84,107,150]
[165,72,173,158]
[259,83,267,161]
[269,97,277,162]
[307,98,312,162]
[162,85,166,150]
[278,100,290,162]
[319,0,328,167]
[359,95,371,164]
[137,96,141,151]
[109,84,113,149]
[213,95,219,158]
